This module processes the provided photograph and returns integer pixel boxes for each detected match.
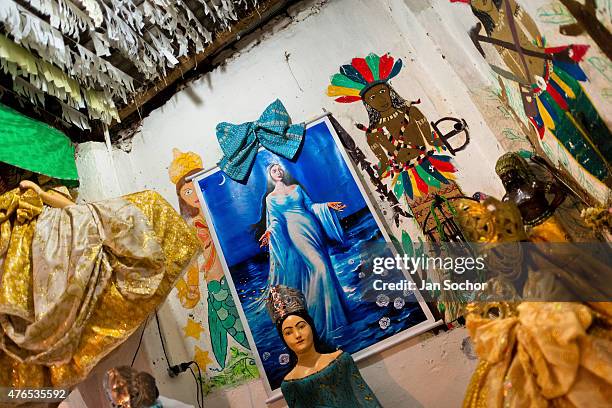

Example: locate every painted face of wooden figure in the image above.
[282,315,315,355]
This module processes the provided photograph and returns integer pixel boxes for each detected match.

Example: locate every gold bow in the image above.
[464,302,612,407]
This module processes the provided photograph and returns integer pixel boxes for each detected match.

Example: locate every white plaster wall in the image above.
[79,0,508,207]
[72,0,520,406]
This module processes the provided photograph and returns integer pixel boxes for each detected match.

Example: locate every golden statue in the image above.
[455,197,612,407]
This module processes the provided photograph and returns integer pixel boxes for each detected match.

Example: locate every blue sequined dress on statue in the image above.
[266,185,349,341]
[281,352,382,408]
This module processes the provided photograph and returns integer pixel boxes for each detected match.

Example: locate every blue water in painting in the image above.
[198,120,427,391]
[235,211,427,389]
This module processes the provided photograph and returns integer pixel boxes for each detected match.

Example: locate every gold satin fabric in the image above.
[0,189,199,401]
[0,188,42,322]
[456,200,612,408]
[528,217,571,243]
[463,302,612,408]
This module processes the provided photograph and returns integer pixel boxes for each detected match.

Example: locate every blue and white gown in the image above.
[265,185,349,342]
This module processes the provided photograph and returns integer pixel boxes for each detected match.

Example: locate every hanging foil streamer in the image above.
[23,0,94,41]
[100,2,159,79]
[84,89,120,124]
[0,0,134,103]
[195,0,236,28]
[176,0,213,45]
[71,44,134,102]
[91,32,111,57]
[0,0,264,128]
[143,0,210,56]
[147,27,179,68]
[73,0,103,27]
[0,35,119,125]
[108,0,145,33]
[0,1,70,70]
[13,77,45,106]
[58,99,91,130]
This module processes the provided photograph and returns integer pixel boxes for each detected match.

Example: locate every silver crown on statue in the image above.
[266,285,307,324]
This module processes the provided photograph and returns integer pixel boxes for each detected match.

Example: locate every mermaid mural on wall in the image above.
[168,149,258,392]
[452,0,612,188]
[255,162,349,342]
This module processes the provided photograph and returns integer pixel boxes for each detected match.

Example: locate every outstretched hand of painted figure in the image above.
[327,202,346,211]
[259,230,271,248]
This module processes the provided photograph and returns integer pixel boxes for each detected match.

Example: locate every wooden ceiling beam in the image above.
[117,0,290,121]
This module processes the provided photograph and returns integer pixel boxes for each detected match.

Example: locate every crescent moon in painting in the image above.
[219,174,226,186]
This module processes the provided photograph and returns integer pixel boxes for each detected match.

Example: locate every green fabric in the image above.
[281,353,382,408]
[0,103,78,185]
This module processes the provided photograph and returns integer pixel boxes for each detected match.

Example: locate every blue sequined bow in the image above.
[216,99,305,182]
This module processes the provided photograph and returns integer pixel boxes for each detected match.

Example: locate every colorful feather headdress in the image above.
[328,53,403,103]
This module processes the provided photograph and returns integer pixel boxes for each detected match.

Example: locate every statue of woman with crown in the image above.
[267,285,382,408]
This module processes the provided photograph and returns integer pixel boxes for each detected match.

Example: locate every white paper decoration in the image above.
[0,0,264,128]
[13,77,45,106]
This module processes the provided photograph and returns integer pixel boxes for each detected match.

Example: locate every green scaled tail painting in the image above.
[207,278,251,369]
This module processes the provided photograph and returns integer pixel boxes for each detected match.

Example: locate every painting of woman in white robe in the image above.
[256,162,349,342]
[195,117,432,391]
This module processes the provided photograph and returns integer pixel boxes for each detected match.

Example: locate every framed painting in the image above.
[194,116,438,399]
